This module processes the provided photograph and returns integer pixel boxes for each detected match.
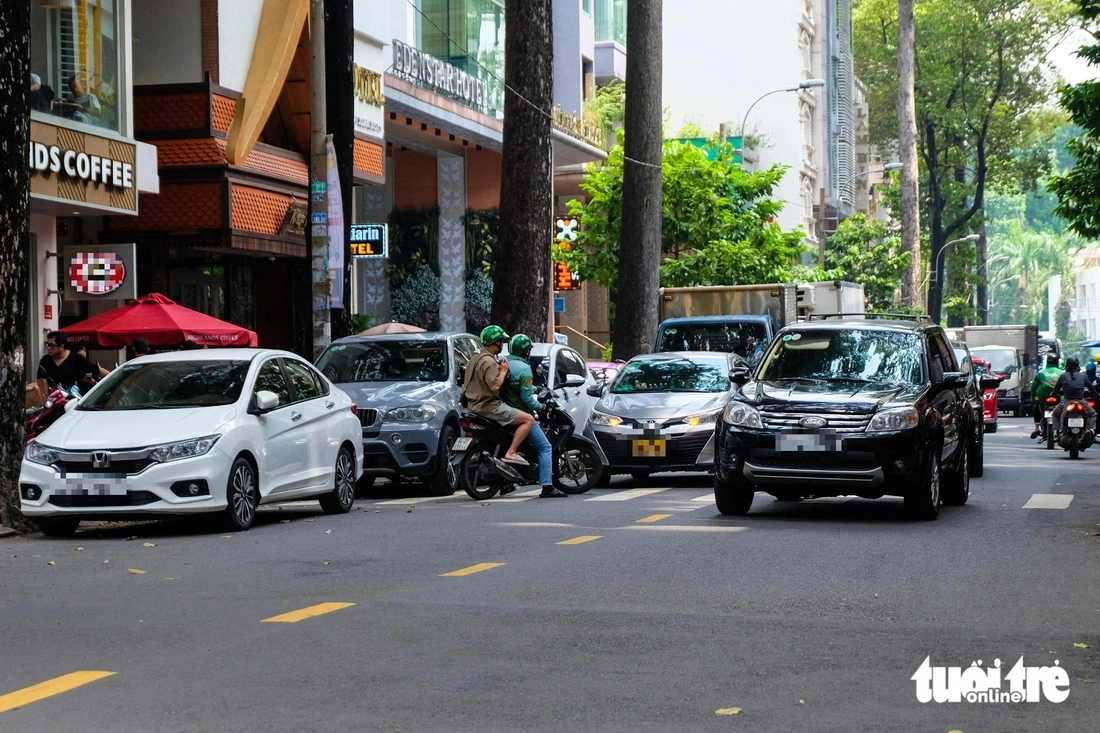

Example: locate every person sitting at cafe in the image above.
[37,331,109,395]
[30,73,55,113]
[63,74,102,124]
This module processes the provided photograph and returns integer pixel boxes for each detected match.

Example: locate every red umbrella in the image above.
[61,293,258,349]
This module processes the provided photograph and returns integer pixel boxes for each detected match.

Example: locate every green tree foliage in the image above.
[557,137,806,291]
[583,81,626,146]
[1050,0,1100,237]
[855,0,1072,320]
[819,215,912,312]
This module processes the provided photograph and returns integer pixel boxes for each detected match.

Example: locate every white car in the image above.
[20,349,364,536]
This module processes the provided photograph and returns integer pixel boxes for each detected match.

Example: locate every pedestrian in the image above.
[37,331,109,395]
[133,337,150,358]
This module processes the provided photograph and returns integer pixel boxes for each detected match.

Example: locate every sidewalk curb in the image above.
[0,526,22,539]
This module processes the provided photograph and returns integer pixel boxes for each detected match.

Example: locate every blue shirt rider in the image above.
[501,334,567,499]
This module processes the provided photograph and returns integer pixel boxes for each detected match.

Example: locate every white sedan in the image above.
[20,349,364,536]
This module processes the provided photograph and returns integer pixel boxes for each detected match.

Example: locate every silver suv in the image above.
[315,332,482,494]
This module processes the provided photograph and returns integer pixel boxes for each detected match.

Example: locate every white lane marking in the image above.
[691,494,714,502]
[1023,493,1074,509]
[374,494,463,506]
[585,488,670,502]
[623,525,748,533]
[480,497,535,503]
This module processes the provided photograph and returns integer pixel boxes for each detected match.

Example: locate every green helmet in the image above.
[509,334,533,358]
[480,325,510,346]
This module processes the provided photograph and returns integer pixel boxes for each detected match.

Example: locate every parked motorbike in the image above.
[1057,398,1096,459]
[452,379,607,500]
[25,383,80,443]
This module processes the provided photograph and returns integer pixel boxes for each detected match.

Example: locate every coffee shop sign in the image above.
[392,39,488,110]
[28,141,133,189]
[552,107,606,150]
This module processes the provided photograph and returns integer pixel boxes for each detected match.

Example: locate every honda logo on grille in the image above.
[91,451,111,469]
[799,417,828,429]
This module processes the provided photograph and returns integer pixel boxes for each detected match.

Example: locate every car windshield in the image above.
[316,340,449,382]
[758,330,925,385]
[78,360,250,410]
[611,357,729,393]
[971,348,1015,374]
[657,321,770,365]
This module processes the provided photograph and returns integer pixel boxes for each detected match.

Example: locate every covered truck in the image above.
[655,281,865,366]
[958,324,1039,417]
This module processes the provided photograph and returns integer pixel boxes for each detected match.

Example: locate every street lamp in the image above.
[739,78,826,142]
[932,233,982,285]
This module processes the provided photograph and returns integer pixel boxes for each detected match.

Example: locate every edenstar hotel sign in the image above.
[392,39,489,110]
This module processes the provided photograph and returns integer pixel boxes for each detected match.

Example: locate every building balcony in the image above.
[594,41,627,86]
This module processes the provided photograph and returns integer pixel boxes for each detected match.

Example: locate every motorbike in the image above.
[1042,395,1059,449]
[25,383,80,443]
[1056,398,1096,459]
[452,379,607,500]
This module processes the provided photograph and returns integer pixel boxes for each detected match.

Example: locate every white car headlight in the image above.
[149,435,221,463]
[681,411,720,427]
[867,408,919,432]
[385,405,439,423]
[590,410,624,428]
[25,441,59,465]
[722,402,763,429]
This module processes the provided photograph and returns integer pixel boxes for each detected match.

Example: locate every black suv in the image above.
[714,316,980,520]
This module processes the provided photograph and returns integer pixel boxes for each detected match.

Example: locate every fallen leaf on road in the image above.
[47,561,56,566]
[374,510,381,514]
[128,569,146,575]
[305,518,316,522]
[125,536,137,541]
[220,535,232,539]
[715,707,742,716]
[143,542,156,548]
[874,593,879,598]
[76,547,84,551]
[102,559,109,564]
[1079,678,1095,684]
[323,561,331,566]
[166,577,177,581]
[799,700,804,704]
[279,519,291,523]
[325,529,332,534]
[1074,642,1090,649]
[406,508,413,513]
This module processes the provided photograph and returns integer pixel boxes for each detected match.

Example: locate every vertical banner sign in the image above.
[325,135,345,309]
[553,216,579,291]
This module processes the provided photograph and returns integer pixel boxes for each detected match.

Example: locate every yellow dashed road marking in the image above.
[262,602,356,623]
[556,535,603,545]
[636,514,672,523]
[0,671,116,713]
[441,562,505,577]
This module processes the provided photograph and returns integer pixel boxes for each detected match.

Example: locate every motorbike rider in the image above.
[1030,354,1064,439]
[501,334,567,499]
[461,325,534,466]
[1051,356,1098,434]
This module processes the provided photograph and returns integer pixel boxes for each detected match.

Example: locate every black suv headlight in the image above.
[867,408,919,432]
[723,402,763,429]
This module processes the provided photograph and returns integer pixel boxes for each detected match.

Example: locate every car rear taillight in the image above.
[350,404,358,417]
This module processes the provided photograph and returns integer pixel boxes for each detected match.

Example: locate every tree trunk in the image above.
[326,0,354,340]
[491,0,554,338]
[612,0,663,359]
[896,0,922,309]
[0,1,32,532]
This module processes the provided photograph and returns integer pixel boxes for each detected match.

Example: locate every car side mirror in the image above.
[251,390,280,414]
[586,384,605,398]
[564,374,586,388]
[979,376,1001,391]
[730,368,751,386]
[935,372,968,393]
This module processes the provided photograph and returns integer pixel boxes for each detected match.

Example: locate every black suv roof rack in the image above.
[806,312,932,322]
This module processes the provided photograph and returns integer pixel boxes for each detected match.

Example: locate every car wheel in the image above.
[320,447,357,514]
[222,457,258,531]
[970,427,984,479]
[905,448,941,520]
[943,442,970,506]
[37,517,80,537]
[714,469,754,516]
[428,424,458,496]
[985,420,997,434]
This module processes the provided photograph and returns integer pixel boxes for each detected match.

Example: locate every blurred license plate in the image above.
[632,439,666,458]
[452,438,473,452]
[1068,417,1085,428]
[58,479,127,496]
[775,433,840,453]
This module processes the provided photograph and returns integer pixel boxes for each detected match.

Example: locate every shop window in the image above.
[31,0,122,133]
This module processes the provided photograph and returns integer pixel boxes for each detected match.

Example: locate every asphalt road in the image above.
[2,417,1099,732]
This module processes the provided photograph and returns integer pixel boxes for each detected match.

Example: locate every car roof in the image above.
[330,331,472,345]
[780,318,932,334]
[529,342,569,356]
[659,315,771,325]
[626,351,732,362]
[129,348,288,363]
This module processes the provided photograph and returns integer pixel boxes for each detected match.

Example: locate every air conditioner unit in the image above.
[796,284,816,315]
